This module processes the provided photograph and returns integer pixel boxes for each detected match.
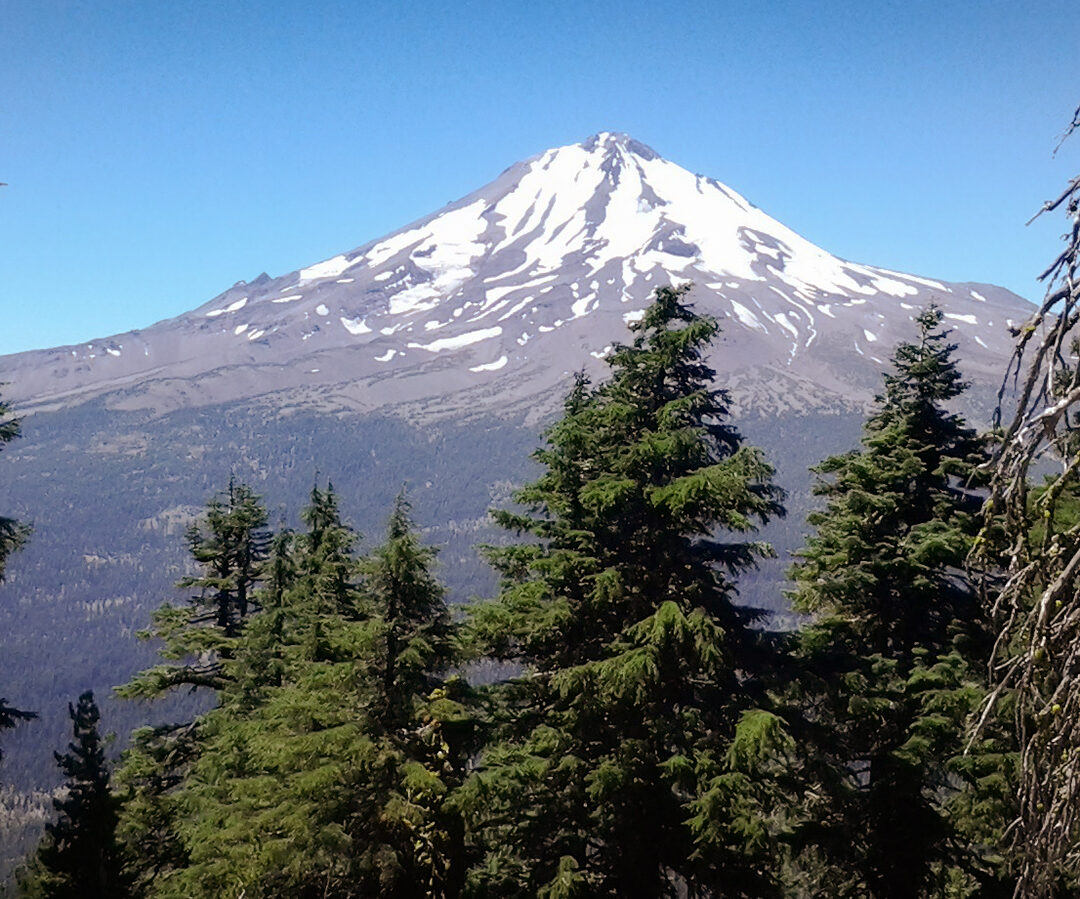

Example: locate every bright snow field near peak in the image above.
[0,131,1031,419]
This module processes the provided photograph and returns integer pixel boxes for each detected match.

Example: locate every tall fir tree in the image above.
[347,493,474,898]
[113,480,270,890]
[462,285,785,897]
[19,692,128,899]
[118,478,270,699]
[178,476,271,638]
[785,306,1003,896]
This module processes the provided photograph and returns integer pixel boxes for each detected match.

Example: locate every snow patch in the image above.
[866,275,917,298]
[375,349,397,362]
[301,255,358,282]
[773,312,798,339]
[469,355,508,372]
[340,316,371,335]
[206,296,248,316]
[863,329,878,343]
[388,284,441,316]
[870,267,947,291]
[945,313,978,325]
[367,200,488,302]
[571,292,597,318]
[730,300,767,333]
[407,326,502,353]
[272,294,303,304]
[315,304,329,316]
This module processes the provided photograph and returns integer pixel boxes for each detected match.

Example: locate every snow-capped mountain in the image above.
[0,134,1036,813]
[1,132,1029,419]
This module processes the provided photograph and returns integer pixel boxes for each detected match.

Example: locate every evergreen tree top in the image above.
[27,690,128,898]
[790,304,987,653]
[479,284,783,673]
[465,285,786,895]
[872,305,971,435]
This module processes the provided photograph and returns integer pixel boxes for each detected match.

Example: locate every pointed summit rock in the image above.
[0,135,1030,420]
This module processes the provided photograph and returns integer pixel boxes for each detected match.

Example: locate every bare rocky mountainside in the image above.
[0,133,1032,868]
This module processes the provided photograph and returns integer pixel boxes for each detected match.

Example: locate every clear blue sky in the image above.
[2,0,1077,355]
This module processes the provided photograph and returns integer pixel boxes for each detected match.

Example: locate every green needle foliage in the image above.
[463,285,785,897]
[126,488,472,899]
[118,478,270,700]
[112,481,270,891]
[20,692,129,898]
[785,306,1005,896]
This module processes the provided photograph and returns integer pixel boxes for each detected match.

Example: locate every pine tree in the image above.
[131,489,471,899]
[785,306,999,896]
[118,478,270,699]
[20,692,128,898]
[355,493,473,897]
[127,484,364,898]
[112,480,270,890]
[365,494,456,732]
[178,476,271,638]
[462,285,785,897]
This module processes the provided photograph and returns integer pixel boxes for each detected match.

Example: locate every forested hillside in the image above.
[0,377,863,805]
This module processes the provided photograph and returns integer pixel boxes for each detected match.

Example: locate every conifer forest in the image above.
[3,115,1080,899]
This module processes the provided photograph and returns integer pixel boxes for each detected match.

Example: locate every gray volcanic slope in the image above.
[0,133,1033,869]
[0,131,1029,421]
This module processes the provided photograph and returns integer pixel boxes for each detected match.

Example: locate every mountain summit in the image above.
[1,133,1029,419]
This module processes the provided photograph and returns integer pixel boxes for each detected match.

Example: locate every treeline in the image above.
[0,286,1067,896]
